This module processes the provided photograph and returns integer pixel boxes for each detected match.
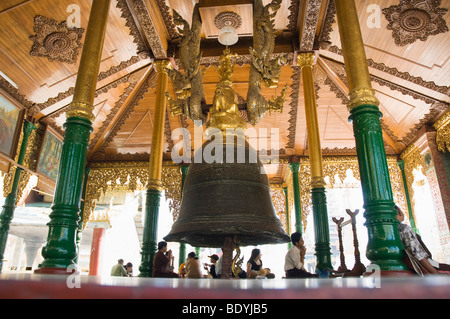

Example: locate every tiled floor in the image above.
[0,272,449,299]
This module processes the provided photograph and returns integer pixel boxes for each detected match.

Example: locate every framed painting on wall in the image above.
[36,126,63,182]
[0,90,25,160]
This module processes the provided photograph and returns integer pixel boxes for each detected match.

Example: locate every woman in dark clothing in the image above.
[152,241,178,278]
[246,248,268,278]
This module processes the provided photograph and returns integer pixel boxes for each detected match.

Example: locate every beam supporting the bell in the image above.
[0,119,36,273]
[178,164,189,267]
[138,59,171,277]
[335,0,409,272]
[289,162,303,233]
[397,160,418,233]
[35,0,111,274]
[297,52,332,272]
[220,236,235,279]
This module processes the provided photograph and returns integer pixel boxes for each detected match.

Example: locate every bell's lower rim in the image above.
[164,214,290,247]
[163,232,290,248]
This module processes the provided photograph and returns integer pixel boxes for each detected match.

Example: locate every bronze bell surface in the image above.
[164,135,290,248]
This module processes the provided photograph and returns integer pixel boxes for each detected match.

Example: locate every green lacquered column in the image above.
[289,162,303,233]
[35,0,111,274]
[397,160,418,233]
[311,188,332,271]
[37,118,92,273]
[335,0,408,272]
[139,189,161,277]
[349,107,407,271]
[0,120,36,272]
[283,186,292,249]
[139,60,171,277]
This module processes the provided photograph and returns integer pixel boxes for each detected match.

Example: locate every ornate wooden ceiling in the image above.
[0,0,448,184]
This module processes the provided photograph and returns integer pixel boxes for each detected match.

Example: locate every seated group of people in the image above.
[152,241,220,278]
[284,205,450,277]
[152,241,278,279]
[110,259,133,277]
[151,205,449,279]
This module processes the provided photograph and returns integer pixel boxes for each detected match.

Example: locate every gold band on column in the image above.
[334,0,380,112]
[148,60,172,191]
[297,52,325,188]
[66,0,111,122]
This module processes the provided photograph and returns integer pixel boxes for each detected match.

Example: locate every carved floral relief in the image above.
[30,15,84,64]
[383,0,448,46]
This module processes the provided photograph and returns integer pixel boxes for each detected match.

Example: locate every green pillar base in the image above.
[138,188,161,277]
[311,187,332,271]
[179,242,186,267]
[34,267,79,275]
[364,202,409,271]
[0,120,35,273]
[289,162,303,233]
[37,117,92,272]
[350,104,409,272]
[0,194,16,271]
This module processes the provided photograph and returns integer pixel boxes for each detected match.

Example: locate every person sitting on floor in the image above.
[124,262,133,277]
[152,241,178,278]
[185,252,203,278]
[284,232,318,278]
[110,259,127,277]
[246,248,272,279]
[204,254,219,278]
[395,205,450,275]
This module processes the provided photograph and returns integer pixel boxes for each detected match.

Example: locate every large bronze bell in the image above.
[164,134,290,248]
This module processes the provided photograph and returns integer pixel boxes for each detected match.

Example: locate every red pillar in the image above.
[89,228,105,276]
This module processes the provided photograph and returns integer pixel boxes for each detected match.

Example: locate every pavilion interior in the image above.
[0,0,449,299]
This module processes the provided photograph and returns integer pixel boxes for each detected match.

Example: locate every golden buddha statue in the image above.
[205,48,246,136]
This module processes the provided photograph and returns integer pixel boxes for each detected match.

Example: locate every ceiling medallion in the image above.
[214,11,242,30]
[30,15,84,64]
[382,0,448,46]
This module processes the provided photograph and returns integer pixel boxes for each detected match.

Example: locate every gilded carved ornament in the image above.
[347,87,380,112]
[165,4,206,125]
[66,101,95,122]
[83,161,182,227]
[290,156,406,232]
[296,52,315,68]
[433,110,450,153]
[400,144,424,224]
[382,0,449,47]
[2,123,45,204]
[29,15,84,64]
[270,186,289,234]
[246,0,288,125]
[166,0,288,128]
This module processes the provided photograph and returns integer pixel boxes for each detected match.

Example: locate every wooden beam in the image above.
[125,0,168,58]
[298,0,325,51]
[317,56,348,95]
[87,65,154,159]
[171,32,297,59]
[318,57,400,153]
